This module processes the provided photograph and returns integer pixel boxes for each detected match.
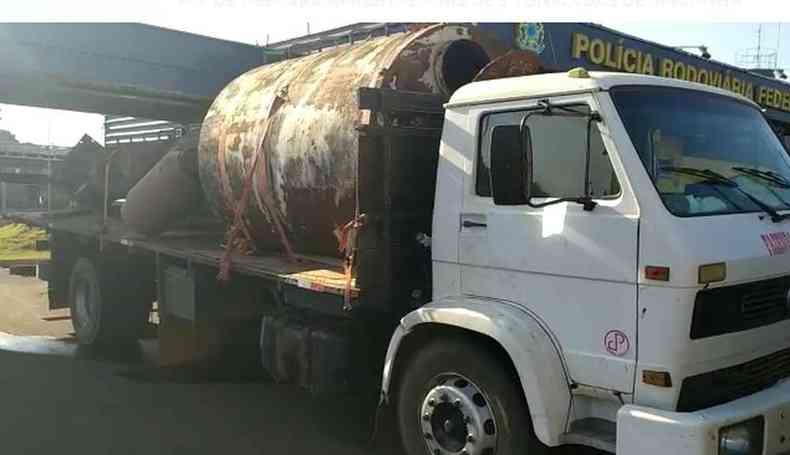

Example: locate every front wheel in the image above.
[396,337,545,455]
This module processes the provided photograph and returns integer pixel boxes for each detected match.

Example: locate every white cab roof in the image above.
[447,71,759,109]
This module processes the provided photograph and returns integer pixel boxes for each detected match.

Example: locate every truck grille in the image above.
[676,346,790,412]
[742,282,788,323]
[690,276,790,339]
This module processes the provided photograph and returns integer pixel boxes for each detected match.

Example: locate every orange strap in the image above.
[217,92,296,283]
[334,214,366,311]
[217,142,263,283]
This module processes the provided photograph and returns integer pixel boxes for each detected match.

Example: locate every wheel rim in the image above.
[420,373,497,455]
[73,279,95,333]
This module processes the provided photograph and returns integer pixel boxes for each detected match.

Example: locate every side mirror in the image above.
[490,124,532,205]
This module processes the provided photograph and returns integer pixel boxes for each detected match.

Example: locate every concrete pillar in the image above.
[47,155,52,212]
[0,181,6,215]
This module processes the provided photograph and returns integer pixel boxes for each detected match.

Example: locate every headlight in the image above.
[719,416,764,455]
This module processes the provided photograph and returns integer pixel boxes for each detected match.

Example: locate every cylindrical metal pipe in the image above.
[198,24,497,257]
[122,134,201,235]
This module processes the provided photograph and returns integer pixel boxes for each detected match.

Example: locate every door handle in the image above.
[462,220,487,228]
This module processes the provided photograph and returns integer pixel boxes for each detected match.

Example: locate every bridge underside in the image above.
[0,24,265,122]
[0,73,209,122]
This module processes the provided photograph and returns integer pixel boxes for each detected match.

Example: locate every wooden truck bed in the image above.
[9,211,357,298]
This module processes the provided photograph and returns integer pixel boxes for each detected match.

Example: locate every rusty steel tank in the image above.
[198,24,501,257]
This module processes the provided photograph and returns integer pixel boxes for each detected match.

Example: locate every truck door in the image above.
[458,95,640,394]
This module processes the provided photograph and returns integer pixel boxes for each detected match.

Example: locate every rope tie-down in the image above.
[216,84,363,313]
[334,213,366,311]
[216,143,296,283]
[217,89,295,283]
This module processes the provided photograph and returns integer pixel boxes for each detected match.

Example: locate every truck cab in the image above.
[384,70,790,455]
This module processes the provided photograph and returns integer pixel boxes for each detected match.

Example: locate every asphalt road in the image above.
[0,339,409,455]
[0,339,402,455]
[0,269,597,455]
[0,268,398,455]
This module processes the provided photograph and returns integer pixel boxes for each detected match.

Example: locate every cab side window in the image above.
[476,106,621,199]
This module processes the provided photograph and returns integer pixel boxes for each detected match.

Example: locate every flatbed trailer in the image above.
[15,210,372,378]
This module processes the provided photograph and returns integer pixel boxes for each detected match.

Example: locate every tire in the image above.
[68,257,151,346]
[396,337,545,455]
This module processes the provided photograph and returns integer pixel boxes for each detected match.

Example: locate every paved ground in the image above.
[0,340,408,455]
[0,269,598,455]
[0,268,400,455]
[0,338,398,455]
[0,267,71,337]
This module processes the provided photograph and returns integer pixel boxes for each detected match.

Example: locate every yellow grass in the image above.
[0,223,49,262]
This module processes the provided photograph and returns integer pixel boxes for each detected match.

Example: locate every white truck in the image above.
[26,41,790,455]
[376,68,790,455]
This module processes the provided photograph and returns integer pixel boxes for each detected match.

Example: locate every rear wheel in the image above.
[396,337,545,455]
[68,257,151,346]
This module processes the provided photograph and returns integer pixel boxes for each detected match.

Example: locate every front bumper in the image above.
[618,379,790,454]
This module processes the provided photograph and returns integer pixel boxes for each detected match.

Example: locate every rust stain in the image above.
[474,50,545,81]
[469,27,509,63]
[198,24,500,258]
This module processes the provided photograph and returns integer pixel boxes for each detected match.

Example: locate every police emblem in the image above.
[515,23,546,54]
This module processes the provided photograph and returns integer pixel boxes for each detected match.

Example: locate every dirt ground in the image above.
[0,268,599,455]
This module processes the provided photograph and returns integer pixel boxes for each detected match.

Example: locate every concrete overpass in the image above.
[0,24,266,122]
[0,152,61,185]
[0,130,65,184]
[0,132,66,213]
[0,23,272,214]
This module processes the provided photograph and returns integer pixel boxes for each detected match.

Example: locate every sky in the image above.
[0,3,788,147]
[606,22,788,69]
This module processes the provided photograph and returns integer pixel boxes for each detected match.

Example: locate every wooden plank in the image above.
[46,212,358,297]
[0,258,49,267]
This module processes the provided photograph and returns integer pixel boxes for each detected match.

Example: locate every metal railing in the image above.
[104,115,189,144]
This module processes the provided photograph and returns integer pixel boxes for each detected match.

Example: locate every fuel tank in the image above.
[198,24,498,257]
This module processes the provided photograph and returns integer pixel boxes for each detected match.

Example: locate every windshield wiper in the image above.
[731,166,790,210]
[660,166,737,187]
[732,166,790,188]
[661,166,790,223]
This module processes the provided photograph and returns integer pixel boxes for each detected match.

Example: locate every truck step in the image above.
[561,417,616,453]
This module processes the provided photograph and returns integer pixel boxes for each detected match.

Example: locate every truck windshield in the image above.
[611,85,790,217]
